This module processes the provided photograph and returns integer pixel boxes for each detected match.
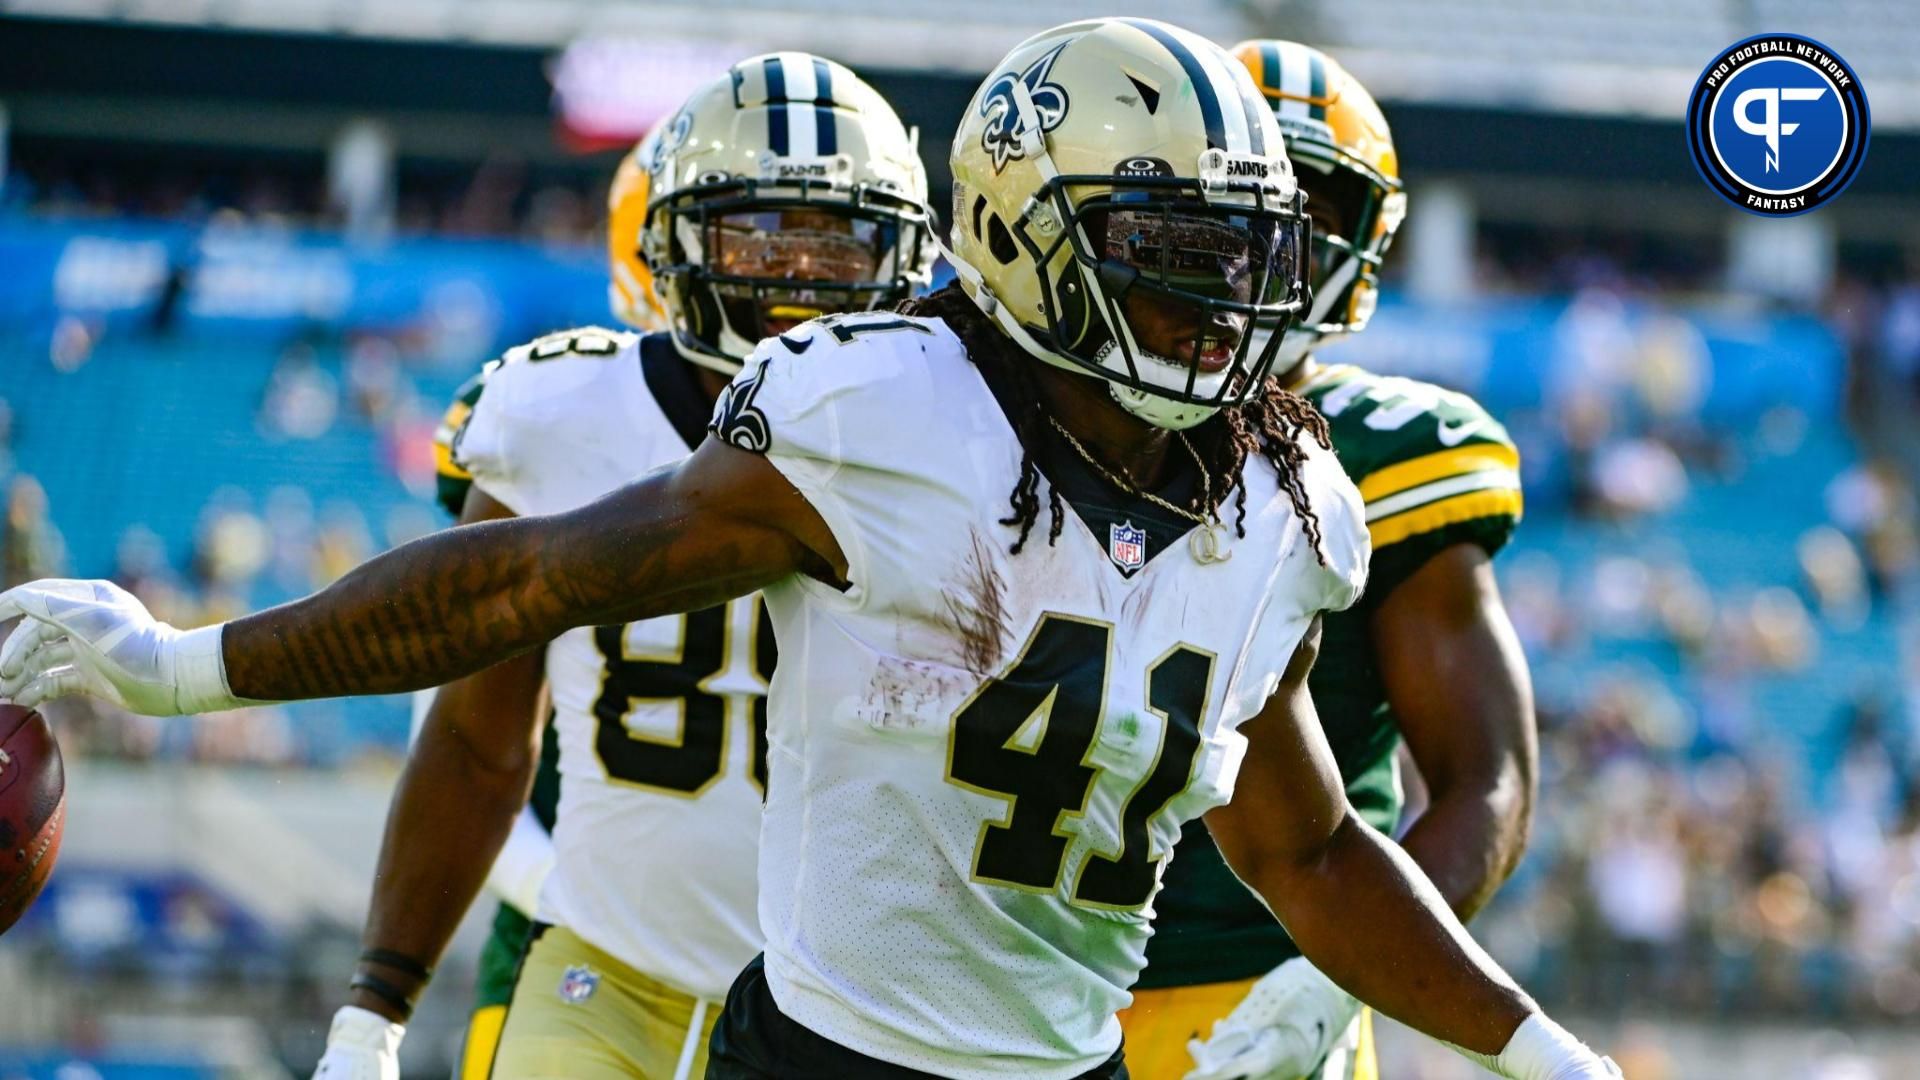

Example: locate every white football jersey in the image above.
[457,327,768,1001]
[709,313,1370,1079]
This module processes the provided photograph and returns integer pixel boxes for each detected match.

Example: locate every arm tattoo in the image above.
[229,517,547,700]
[223,469,788,701]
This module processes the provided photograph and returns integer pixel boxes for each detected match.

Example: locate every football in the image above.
[0,704,65,935]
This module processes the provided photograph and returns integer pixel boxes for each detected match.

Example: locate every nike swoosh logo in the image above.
[1436,416,1486,446]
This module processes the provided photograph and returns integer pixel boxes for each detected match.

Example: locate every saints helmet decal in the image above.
[979,42,1072,174]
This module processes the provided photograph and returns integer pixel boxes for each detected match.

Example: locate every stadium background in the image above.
[2,1,1919,1076]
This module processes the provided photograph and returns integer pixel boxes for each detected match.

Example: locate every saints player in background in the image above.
[3,20,1612,1080]
[310,57,934,1080]
[1117,42,1538,1080]
[417,124,669,1080]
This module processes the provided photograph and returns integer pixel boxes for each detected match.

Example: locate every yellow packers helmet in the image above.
[949,19,1312,430]
[641,53,936,374]
[1231,40,1406,364]
[608,126,667,331]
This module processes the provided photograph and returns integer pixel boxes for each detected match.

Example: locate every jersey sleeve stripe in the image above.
[1356,443,1519,503]
[1368,489,1524,548]
[1363,467,1520,523]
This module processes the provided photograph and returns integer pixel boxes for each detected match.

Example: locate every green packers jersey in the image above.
[1138,363,1522,989]
[433,359,567,1010]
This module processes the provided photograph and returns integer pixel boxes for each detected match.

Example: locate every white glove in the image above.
[312,1006,405,1080]
[0,579,246,715]
[1184,957,1361,1080]
[1453,1012,1622,1080]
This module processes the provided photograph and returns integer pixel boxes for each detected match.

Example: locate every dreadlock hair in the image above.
[897,284,1335,567]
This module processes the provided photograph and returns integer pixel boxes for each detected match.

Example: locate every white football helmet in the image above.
[642,53,937,373]
[947,19,1312,429]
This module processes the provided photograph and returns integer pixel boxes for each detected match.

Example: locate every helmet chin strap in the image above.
[1108,383,1219,430]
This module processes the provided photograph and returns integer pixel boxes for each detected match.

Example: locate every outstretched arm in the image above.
[1378,543,1536,919]
[229,438,840,700]
[0,439,841,711]
[1206,620,1608,1077]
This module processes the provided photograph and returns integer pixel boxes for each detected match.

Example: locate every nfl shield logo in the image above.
[1109,521,1147,571]
[557,964,600,1005]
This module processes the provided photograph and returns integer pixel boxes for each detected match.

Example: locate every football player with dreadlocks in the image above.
[4,20,1610,1080]
[316,57,934,1080]
[1116,41,1537,1080]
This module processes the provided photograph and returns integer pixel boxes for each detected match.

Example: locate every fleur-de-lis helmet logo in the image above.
[979,42,1071,174]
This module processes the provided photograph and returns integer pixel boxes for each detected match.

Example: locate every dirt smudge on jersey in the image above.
[1119,569,1160,627]
[860,656,971,732]
[858,529,1013,730]
[943,529,1012,677]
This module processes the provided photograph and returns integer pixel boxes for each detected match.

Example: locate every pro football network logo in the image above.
[1109,521,1147,572]
[1686,34,1869,216]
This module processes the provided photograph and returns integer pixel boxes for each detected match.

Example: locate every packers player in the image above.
[2,19,1613,1080]
[1118,42,1538,1080]
[326,56,934,1079]
[417,123,669,1080]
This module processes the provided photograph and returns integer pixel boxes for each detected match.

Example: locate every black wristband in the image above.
[359,947,434,981]
[348,971,416,1021]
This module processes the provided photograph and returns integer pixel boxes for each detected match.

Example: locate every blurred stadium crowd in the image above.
[7,152,605,247]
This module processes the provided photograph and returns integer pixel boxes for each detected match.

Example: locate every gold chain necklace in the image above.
[1046,416,1233,564]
